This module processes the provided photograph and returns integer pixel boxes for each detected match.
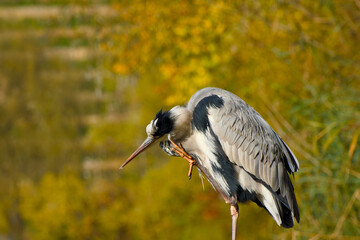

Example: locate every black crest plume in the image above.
[153,109,173,137]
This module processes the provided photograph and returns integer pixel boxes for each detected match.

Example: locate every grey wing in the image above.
[207,94,300,221]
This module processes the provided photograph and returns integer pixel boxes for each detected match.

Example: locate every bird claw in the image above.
[169,139,196,179]
[188,161,195,180]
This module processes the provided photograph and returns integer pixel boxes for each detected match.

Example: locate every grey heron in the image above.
[121,87,300,239]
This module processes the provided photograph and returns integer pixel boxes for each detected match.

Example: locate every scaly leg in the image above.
[169,139,195,179]
[230,204,239,240]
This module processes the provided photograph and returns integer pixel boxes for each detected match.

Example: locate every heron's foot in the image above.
[187,160,195,180]
[169,139,196,180]
[159,140,180,157]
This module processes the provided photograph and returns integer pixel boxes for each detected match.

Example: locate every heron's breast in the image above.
[182,132,237,198]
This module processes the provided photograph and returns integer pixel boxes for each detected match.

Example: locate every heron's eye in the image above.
[152,110,173,137]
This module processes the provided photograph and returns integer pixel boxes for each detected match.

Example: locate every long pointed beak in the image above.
[120,137,155,169]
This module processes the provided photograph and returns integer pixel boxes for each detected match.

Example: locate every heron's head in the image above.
[120,106,191,169]
[145,109,174,139]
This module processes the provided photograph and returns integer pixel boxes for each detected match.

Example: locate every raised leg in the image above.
[231,204,239,240]
[168,139,196,179]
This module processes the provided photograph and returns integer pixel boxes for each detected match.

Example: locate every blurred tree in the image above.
[19,170,135,239]
[0,0,124,238]
[0,0,359,239]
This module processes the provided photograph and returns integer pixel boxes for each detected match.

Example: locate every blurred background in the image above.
[0,0,359,239]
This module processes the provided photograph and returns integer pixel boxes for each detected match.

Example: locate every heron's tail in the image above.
[255,178,299,228]
[274,194,295,228]
[280,175,300,227]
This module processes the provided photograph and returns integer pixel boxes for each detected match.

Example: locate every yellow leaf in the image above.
[348,129,360,160]
[113,63,130,75]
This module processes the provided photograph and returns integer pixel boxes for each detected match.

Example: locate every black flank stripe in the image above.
[193,95,224,132]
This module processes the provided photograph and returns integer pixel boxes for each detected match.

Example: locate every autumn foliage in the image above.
[0,0,359,239]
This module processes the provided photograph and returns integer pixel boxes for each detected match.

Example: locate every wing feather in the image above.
[253,148,260,177]
[271,163,279,190]
[236,134,246,148]
[210,99,298,180]
[207,92,299,213]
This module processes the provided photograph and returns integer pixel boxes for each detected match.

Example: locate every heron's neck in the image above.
[168,106,192,142]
